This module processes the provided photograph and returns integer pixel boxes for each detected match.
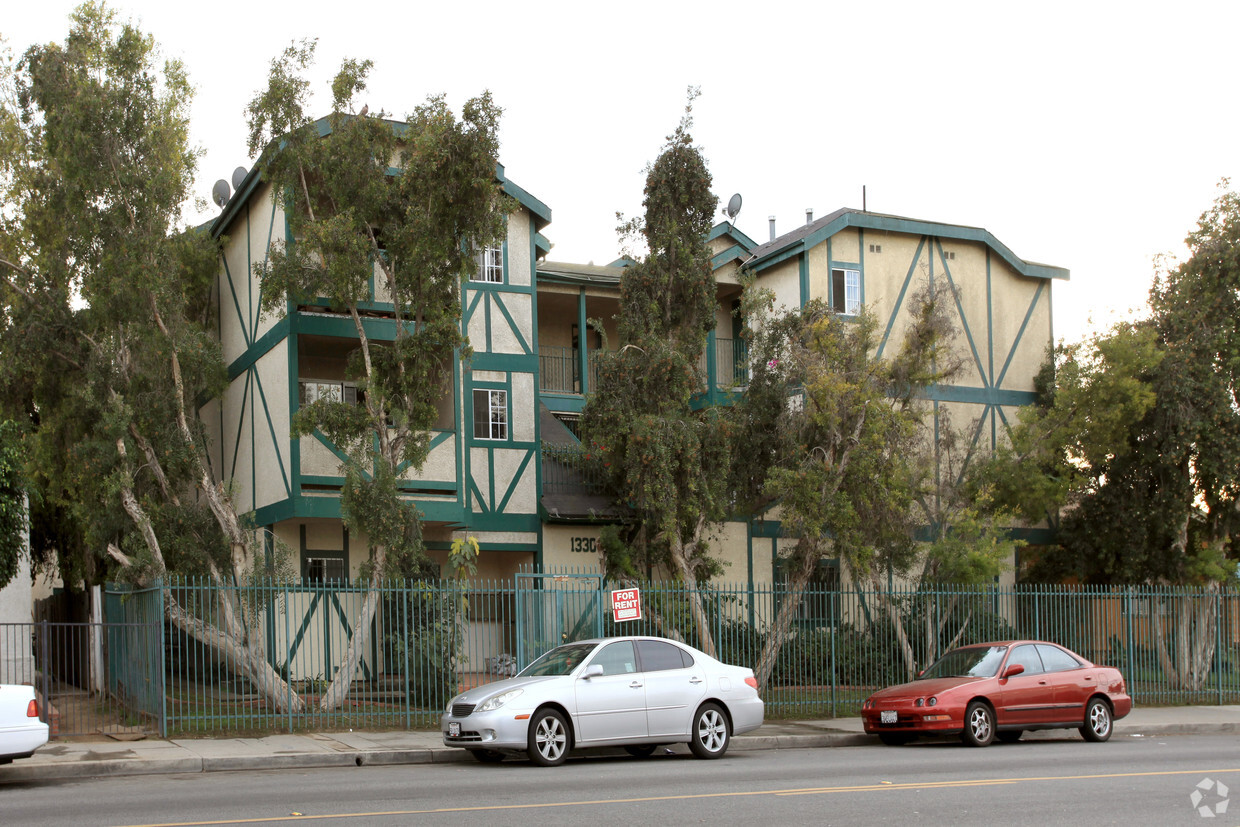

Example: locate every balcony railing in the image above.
[540,443,607,496]
[540,338,747,397]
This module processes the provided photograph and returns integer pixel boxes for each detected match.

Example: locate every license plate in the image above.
[447,721,460,738]
[880,710,897,725]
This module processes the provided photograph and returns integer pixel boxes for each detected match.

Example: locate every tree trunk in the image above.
[671,540,716,659]
[1151,586,1219,692]
[753,545,817,692]
[318,575,383,711]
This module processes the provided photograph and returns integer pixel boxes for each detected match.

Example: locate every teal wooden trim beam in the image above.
[492,293,533,355]
[707,222,757,249]
[539,394,586,414]
[495,449,535,513]
[919,385,1037,406]
[499,174,552,230]
[747,211,1070,281]
[299,474,458,493]
[877,236,928,360]
[228,371,251,482]
[936,240,990,388]
[798,252,809,307]
[535,272,623,288]
[252,369,292,498]
[221,257,253,350]
[248,493,467,526]
[225,317,290,382]
[469,353,538,372]
[291,313,409,342]
[577,288,589,395]
[464,512,542,533]
[996,281,1046,389]
[711,244,750,270]
[534,232,551,258]
[468,476,490,514]
[312,430,354,470]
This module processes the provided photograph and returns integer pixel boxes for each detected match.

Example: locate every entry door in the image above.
[574,641,647,743]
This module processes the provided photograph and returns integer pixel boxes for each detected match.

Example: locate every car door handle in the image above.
[629,681,643,689]
[689,677,703,685]
[1038,680,1048,685]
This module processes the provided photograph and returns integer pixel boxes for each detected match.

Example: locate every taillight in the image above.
[26,699,39,719]
[745,676,758,690]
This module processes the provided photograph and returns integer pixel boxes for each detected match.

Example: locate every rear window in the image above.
[636,640,693,672]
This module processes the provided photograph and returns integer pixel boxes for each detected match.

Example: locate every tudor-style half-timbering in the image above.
[203,126,553,581]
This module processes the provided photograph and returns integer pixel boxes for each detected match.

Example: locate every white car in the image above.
[441,636,764,766]
[0,684,48,764]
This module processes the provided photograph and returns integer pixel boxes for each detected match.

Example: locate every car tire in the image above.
[468,748,506,763]
[960,701,995,747]
[1080,697,1112,742]
[878,733,914,746]
[997,730,1023,744]
[624,745,658,758]
[689,702,730,759]
[527,708,570,766]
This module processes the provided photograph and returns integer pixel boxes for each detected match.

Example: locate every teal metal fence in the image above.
[99,577,1240,736]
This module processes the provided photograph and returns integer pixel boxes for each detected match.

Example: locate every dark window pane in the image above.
[637,640,688,672]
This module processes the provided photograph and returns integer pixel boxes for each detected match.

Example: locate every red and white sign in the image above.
[611,588,642,623]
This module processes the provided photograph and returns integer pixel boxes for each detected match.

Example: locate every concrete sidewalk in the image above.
[4,705,1239,783]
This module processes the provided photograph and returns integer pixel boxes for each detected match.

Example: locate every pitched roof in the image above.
[746,208,1068,281]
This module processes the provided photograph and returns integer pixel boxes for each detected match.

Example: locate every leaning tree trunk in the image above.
[869,572,917,681]
[318,567,384,712]
[1151,584,1219,692]
[753,544,817,692]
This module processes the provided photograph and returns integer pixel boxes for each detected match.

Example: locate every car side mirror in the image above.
[580,664,604,680]
[1001,664,1025,680]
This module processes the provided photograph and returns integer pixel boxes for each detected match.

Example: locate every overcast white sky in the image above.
[6,0,1240,344]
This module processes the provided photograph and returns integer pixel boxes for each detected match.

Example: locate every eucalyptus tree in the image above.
[742,281,964,689]
[0,4,304,710]
[246,41,510,709]
[580,92,729,655]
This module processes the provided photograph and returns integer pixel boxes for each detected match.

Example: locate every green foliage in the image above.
[0,3,228,587]
[0,421,27,588]
[581,90,727,583]
[247,41,508,576]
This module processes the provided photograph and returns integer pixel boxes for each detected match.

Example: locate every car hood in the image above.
[869,676,984,701]
[452,674,564,705]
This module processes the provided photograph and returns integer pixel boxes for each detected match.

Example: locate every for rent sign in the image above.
[611,588,642,623]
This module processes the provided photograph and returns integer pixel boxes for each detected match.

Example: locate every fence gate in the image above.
[514,573,604,670]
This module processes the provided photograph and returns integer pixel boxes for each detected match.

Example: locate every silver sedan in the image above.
[441,636,764,766]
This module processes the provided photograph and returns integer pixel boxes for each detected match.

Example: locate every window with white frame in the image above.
[472,244,503,283]
[830,268,861,315]
[299,381,358,407]
[473,388,508,440]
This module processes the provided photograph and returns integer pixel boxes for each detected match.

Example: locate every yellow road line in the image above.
[118,767,1240,827]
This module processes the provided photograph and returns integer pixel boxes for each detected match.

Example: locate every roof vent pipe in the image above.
[769,216,776,241]
[806,208,813,225]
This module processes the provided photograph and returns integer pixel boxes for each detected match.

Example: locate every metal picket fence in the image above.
[23,576,1240,738]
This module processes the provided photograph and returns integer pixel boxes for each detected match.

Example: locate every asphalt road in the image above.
[3,734,1237,826]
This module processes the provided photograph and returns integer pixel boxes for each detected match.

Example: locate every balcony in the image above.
[538,336,747,399]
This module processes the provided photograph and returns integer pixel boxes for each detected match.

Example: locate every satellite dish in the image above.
[231,166,248,190]
[211,179,231,209]
[724,193,742,224]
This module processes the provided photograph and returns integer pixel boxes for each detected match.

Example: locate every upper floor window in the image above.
[473,388,508,440]
[831,268,861,315]
[472,244,503,283]
[300,381,358,406]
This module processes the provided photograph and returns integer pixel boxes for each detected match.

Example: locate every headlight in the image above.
[928,697,937,707]
[478,688,524,712]
[445,694,461,714]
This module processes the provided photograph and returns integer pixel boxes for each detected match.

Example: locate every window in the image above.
[1036,644,1083,672]
[472,388,508,440]
[636,640,692,672]
[1007,644,1045,676]
[472,244,503,283]
[300,381,358,406]
[304,556,345,583]
[589,641,637,676]
[830,268,861,315]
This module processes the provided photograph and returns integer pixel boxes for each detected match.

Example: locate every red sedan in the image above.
[862,640,1131,747]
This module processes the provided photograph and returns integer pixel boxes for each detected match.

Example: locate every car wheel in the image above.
[689,702,730,759]
[624,745,658,758]
[1080,697,1112,742]
[468,748,505,764]
[960,701,995,747]
[878,733,914,746]
[997,730,1023,744]
[527,708,570,766]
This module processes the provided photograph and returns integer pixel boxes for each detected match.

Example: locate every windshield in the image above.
[518,642,599,677]
[919,646,1008,680]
